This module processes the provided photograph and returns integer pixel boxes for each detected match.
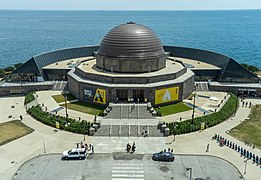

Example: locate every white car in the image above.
[62,148,86,160]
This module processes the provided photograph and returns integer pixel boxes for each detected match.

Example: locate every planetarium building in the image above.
[68,22,194,106]
[6,22,260,104]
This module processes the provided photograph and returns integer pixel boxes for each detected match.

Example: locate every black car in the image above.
[152,152,175,162]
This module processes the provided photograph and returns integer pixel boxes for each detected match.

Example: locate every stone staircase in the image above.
[92,103,163,137]
[104,104,155,119]
[53,80,68,91]
[195,81,209,91]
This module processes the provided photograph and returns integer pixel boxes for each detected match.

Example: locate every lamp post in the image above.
[192,84,197,124]
[62,91,69,123]
[186,168,192,180]
[244,159,249,175]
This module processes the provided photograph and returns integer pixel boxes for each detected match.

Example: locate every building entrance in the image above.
[116,89,128,101]
[133,89,144,102]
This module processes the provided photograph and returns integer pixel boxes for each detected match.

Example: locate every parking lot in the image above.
[13,153,243,180]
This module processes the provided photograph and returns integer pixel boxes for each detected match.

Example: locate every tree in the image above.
[241,63,260,73]
[4,66,14,72]
[14,63,23,69]
[0,69,5,78]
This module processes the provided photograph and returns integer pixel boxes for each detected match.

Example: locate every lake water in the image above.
[0,10,260,68]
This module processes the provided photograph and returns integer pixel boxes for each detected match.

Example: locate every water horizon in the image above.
[0,10,260,68]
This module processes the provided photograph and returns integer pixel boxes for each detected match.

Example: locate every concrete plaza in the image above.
[0,91,260,179]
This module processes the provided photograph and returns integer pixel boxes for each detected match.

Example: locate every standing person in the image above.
[126,143,131,152]
[206,144,209,152]
[91,145,94,154]
[19,115,23,121]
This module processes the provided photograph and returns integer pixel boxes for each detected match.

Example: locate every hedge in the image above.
[28,105,92,134]
[167,93,238,135]
[24,91,35,104]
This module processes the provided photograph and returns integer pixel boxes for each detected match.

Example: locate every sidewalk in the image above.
[34,90,95,122]
[0,93,260,180]
[0,104,91,179]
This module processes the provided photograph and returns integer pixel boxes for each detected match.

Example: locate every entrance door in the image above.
[133,89,144,102]
[116,89,128,101]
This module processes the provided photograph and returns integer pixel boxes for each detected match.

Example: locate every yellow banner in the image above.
[201,122,205,130]
[155,87,179,104]
[93,89,106,104]
[55,121,60,129]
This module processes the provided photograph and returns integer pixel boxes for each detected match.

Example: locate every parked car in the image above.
[62,148,86,160]
[152,152,175,162]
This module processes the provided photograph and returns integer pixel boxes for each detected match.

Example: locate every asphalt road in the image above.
[13,153,243,180]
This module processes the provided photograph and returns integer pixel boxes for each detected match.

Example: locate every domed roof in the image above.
[97,22,165,58]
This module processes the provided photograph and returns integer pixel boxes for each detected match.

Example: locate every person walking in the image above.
[19,115,23,121]
[131,142,136,153]
[206,144,209,152]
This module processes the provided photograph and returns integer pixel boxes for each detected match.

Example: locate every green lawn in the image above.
[229,105,261,149]
[0,120,34,146]
[62,101,104,115]
[155,102,192,116]
[52,93,76,103]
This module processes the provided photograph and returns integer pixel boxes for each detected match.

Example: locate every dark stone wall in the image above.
[96,54,166,73]
[0,84,53,96]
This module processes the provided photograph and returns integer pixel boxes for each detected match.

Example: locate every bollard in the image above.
[95,120,101,128]
[164,128,170,136]
[92,124,98,132]
[89,127,95,136]
[161,124,167,133]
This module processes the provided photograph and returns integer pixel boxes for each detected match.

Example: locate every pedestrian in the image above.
[245,102,248,107]
[89,144,92,151]
[19,115,23,121]
[242,101,245,107]
[253,144,255,149]
[91,145,94,154]
[249,102,252,108]
[131,142,136,153]
[206,144,209,152]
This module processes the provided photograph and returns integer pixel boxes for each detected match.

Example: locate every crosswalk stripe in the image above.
[111,178,144,180]
[113,167,143,170]
[113,164,143,166]
[112,174,144,178]
[112,170,144,174]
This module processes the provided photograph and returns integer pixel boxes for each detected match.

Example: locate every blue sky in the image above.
[1,0,261,10]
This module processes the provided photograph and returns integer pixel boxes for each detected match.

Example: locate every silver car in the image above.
[62,148,86,160]
[152,152,175,162]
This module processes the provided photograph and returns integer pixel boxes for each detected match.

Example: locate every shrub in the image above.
[4,66,14,72]
[24,91,35,104]
[167,93,238,135]
[28,105,91,134]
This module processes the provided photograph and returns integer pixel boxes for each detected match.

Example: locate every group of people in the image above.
[126,142,136,153]
[242,101,252,108]
[212,134,261,167]
[76,142,95,154]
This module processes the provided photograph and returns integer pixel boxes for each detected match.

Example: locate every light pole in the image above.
[62,91,69,123]
[192,84,197,124]
[186,168,192,180]
[244,159,249,175]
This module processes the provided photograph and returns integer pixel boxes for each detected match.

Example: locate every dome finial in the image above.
[127,21,135,24]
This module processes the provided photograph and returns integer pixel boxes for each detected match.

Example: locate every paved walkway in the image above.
[34,90,95,122]
[0,92,260,180]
